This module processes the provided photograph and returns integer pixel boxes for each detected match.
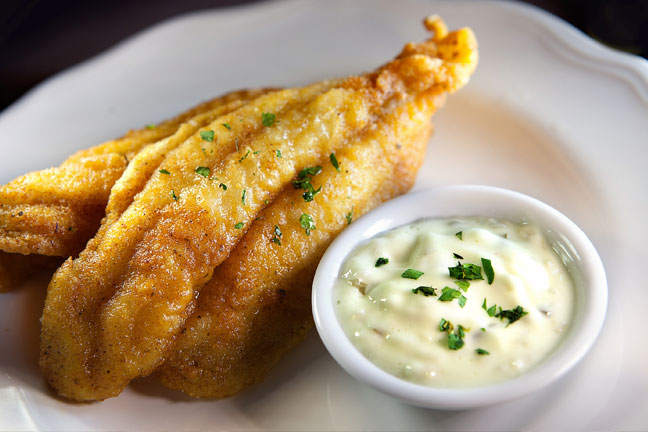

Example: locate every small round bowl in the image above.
[312,185,607,410]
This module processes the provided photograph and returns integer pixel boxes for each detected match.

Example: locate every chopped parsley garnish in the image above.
[241,189,246,205]
[171,190,179,201]
[271,225,282,245]
[439,318,453,332]
[475,348,490,355]
[234,222,244,229]
[146,124,157,130]
[496,305,528,326]
[454,280,470,291]
[401,269,424,280]
[412,286,437,297]
[455,231,463,240]
[448,262,483,280]
[482,298,498,317]
[222,123,231,130]
[300,213,316,236]
[276,149,282,158]
[482,257,495,284]
[345,207,353,225]
[159,169,170,175]
[453,252,464,260]
[438,287,467,307]
[253,150,260,155]
[292,166,322,202]
[375,257,389,267]
[330,152,340,172]
[262,112,276,127]
[195,166,210,177]
[239,150,251,162]
[200,130,215,142]
[447,326,467,350]
[219,183,228,190]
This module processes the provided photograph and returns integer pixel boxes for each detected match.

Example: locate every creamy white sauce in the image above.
[334,217,574,387]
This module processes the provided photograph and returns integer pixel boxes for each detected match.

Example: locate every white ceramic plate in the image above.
[1,0,646,430]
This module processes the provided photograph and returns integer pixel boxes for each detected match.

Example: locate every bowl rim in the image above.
[312,185,607,409]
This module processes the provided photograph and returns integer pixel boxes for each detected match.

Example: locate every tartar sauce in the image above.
[334,217,574,387]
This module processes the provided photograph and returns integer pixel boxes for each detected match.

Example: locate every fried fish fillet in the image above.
[40,16,478,401]
[157,88,438,398]
[0,88,271,258]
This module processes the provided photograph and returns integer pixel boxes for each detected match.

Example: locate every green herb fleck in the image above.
[253,150,260,155]
[330,153,340,172]
[146,124,157,130]
[482,257,495,284]
[439,318,453,332]
[200,130,215,142]
[345,206,353,225]
[234,222,244,229]
[241,189,246,205]
[401,269,424,280]
[482,298,498,317]
[412,286,437,297]
[439,287,467,308]
[222,123,231,130]
[300,213,316,236]
[454,280,470,291]
[455,231,463,240]
[271,225,282,245]
[448,332,465,350]
[445,324,468,350]
[219,183,228,190]
[292,166,322,202]
[453,252,464,260]
[496,305,528,326]
[171,190,179,201]
[276,149,282,158]
[475,348,490,355]
[195,166,210,177]
[239,150,251,162]
[448,262,483,280]
[262,112,276,127]
[159,169,170,175]
[375,257,389,267]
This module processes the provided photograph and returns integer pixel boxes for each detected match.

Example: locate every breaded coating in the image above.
[40,17,478,401]
[157,90,439,398]
[0,89,271,257]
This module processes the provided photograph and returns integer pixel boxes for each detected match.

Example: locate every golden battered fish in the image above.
[40,16,478,401]
[0,89,271,258]
[157,89,438,398]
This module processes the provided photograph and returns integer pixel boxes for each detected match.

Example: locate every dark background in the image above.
[1,0,647,113]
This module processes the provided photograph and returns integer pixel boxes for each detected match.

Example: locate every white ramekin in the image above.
[312,185,607,409]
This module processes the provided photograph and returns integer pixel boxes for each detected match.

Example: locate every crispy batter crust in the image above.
[0,89,271,257]
[158,91,440,398]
